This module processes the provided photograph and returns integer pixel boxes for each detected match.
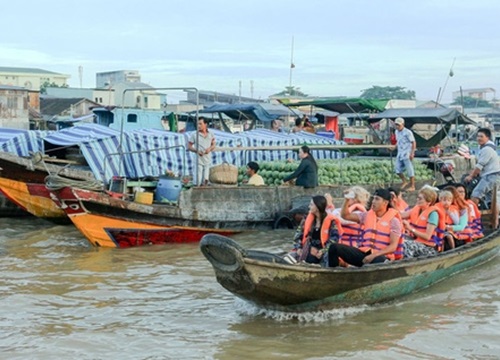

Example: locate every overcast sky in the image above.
[2,0,499,103]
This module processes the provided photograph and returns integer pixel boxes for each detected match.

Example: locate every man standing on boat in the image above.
[464,127,500,224]
[188,117,216,186]
[393,117,416,191]
[327,188,403,267]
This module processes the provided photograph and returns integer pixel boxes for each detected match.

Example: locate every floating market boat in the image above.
[50,185,238,248]
[200,229,500,312]
[0,151,95,222]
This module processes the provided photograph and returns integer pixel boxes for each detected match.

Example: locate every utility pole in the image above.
[289,36,295,95]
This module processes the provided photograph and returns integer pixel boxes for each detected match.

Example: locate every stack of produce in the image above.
[237,159,434,186]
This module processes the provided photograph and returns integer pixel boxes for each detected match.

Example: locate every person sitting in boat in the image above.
[435,189,468,250]
[303,117,316,134]
[455,183,484,240]
[327,188,403,267]
[442,185,479,246]
[330,186,370,248]
[388,187,409,212]
[464,127,500,225]
[283,145,318,188]
[288,195,342,266]
[242,161,265,186]
[400,186,445,257]
[291,117,303,133]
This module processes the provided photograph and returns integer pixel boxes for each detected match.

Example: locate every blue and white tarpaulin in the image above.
[43,123,119,146]
[1,124,347,183]
[0,128,49,156]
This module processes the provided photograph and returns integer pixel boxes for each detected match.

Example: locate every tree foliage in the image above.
[40,81,69,94]
[360,86,415,100]
[273,86,308,97]
[451,96,491,108]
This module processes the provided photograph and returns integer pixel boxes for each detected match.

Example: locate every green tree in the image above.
[40,81,69,94]
[360,86,415,100]
[451,96,491,108]
[273,86,308,97]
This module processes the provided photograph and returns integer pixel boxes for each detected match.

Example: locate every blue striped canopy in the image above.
[0,128,49,156]
[1,124,346,183]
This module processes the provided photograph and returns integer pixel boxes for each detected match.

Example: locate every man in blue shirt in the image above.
[394,117,416,191]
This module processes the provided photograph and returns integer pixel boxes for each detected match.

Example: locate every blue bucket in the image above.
[155,176,182,202]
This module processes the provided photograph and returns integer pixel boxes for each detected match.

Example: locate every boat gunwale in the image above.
[240,229,500,273]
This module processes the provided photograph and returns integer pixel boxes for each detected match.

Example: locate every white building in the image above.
[0,66,69,91]
[96,70,141,88]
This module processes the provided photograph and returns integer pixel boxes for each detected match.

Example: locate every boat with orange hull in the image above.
[51,186,236,248]
[0,152,95,222]
[0,177,66,220]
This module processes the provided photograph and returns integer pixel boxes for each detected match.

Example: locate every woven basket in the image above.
[209,163,238,184]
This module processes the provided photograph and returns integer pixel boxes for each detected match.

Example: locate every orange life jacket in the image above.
[466,199,484,240]
[395,198,409,212]
[435,203,475,242]
[338,204,366,247]
[434,202,459,225]
[302,213,343,248]
[359,208,404,261]
[409,205,445,251]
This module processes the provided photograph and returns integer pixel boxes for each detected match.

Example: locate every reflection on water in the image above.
[0,217,498,359]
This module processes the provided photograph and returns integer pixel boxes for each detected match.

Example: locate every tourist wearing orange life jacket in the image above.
[327,188,403,267]
[400,186,445,257]
[440,186,473,249]
[330,186,370,248]
[435,190,464,250]
[455,183,483,240]
[288,195,342,266]
[388,187,410,212]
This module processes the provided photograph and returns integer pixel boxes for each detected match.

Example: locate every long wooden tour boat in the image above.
[200,227,500,312]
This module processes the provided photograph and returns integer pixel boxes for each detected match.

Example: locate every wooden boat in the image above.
[0,151,95,223]
[50,180,420,248]
[200,230,500,312]
[106,228,218,247]
[51,186,236,248]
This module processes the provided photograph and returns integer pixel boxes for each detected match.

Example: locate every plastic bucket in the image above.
[155,176,182,202]
[135,192,153,205]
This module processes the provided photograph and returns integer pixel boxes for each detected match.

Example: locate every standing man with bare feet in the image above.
[393,117,416,191]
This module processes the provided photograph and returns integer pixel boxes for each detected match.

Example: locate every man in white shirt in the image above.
[393,117,416,191]
[465,127,500,223]
[188,117,215,186]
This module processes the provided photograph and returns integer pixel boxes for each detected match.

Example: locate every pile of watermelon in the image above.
[237,159,434,186]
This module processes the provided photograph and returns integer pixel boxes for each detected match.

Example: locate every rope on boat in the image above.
[29,151,104,191]
[45,173,103,191]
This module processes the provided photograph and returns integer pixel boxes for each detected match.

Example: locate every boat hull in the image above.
[0,152,94,221]
[0,177,67,221]
[55,186,235,248]
[200,233,500,312]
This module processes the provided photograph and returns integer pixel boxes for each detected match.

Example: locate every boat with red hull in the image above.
[51,186,236,248]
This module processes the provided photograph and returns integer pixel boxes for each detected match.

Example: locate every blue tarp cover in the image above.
[1,124,346,183]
